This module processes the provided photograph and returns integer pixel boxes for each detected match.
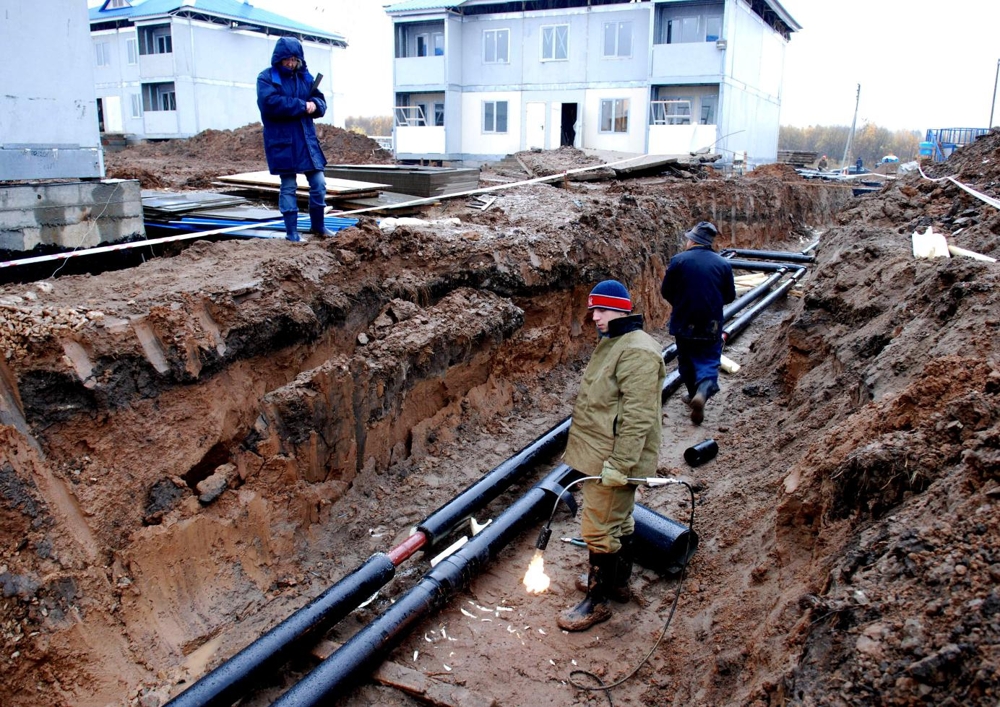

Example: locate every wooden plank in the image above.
[217,171,389,195]
[312,640,497,707]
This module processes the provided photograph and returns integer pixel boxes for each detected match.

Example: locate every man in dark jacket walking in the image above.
[256,37,331,242]
[661,221,735,425]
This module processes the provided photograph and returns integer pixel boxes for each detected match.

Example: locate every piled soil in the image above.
[104,123,394,190]
[1,131,998,707]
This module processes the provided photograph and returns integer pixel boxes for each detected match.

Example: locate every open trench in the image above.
[0,175,854,706]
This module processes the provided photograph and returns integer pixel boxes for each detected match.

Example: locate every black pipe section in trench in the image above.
[271,464,697,706]
[163,555,396,707]
[721,248,815,263]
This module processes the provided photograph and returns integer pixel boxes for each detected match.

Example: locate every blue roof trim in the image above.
[90,0,346,43]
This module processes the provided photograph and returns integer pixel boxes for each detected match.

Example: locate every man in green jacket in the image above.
[558,280,667,632]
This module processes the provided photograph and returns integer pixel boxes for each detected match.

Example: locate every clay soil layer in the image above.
[1,127,999,707]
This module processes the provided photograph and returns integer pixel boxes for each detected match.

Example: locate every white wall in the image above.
[582,86,648,153]
[460,90,522,156]
[1,0,102,178]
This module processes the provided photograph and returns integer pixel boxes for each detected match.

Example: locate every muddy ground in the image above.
[1,126,998,707]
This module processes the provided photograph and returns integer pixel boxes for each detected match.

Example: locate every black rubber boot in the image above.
[690,380,712,425]
[576,536,633,603]
[283,211,301,242]
[559,552,614,632]
[307,206,333,236]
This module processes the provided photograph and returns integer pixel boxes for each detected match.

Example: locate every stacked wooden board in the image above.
[213,171,390,204]
[323,165,480,198]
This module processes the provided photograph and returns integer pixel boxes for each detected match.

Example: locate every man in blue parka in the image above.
[661,221,736,425]
[256,37,331,241]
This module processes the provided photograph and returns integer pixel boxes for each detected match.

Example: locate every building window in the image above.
[142,82,176,112]
[433,32,444,56]
[600,98,629,133]
[655,5,723,45]
[650,99,692,125]
[126,37,138,64]
[541,25,568,61]
[603,22,632,58]
[139,24,172,55]
[483,28,509,64]
[130,93,143,119]
[483,100,508,133]
[96,42,111,67]
[700,96,717,124]
[416,33,429,57]
[433,102,444,127]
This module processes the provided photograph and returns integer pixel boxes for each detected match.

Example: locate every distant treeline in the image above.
[779,124,922,167]
[345,115,393,137]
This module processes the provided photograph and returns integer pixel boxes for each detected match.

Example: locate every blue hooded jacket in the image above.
[256,37,327,175]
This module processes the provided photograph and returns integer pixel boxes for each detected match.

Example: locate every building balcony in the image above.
[650,42,724,82]
[395,56,445,88]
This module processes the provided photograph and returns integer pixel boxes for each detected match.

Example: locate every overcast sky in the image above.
[141,0,1000,131]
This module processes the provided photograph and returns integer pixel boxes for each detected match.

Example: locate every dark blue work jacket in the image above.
[256,37,327,175]
[661,246,736,341]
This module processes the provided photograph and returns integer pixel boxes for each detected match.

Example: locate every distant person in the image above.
[661,221,736,425]
[256,37,331,242]
[558,281,666,632]
[856,157,863,173]
[818,155,828,171]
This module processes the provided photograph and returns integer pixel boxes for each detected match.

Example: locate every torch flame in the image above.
[522,550,551,594]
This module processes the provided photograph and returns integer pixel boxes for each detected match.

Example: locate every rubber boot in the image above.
[576,535,633,602]
[283,211,301,242]
[558,552,614,632]
[307,206,333,237]
[690,379,712,425]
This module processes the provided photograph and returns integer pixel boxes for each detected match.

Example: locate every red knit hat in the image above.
[587,280,632,312]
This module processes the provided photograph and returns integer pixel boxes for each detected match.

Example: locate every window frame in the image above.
[541,24,569,62]
[95,42,111,67]
[599,98,629,134]
[130,93,143,119]
[483,100,508,134]
[483,28,510,64]
[126,37,138,65]
[602,21,632,58]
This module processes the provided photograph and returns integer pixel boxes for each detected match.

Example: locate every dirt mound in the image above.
[105,123,393,190]
[747,161,800,179]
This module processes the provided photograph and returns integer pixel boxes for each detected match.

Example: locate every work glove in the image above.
[600,460,628,487]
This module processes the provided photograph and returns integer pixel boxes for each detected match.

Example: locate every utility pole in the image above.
[841,84,860,173]
[991,59,999,128]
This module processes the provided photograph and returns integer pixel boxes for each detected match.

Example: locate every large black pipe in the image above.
[271,465,581,706]
[721,248,815,263]
[726,258,807,274]
[271,464,697,706]
[164,555,396,707]
[723,268,805,343]
[418,419,571,546]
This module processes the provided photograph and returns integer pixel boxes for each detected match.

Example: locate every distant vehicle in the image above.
[880,154,899,164]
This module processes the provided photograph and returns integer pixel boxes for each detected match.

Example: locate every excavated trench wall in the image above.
[0,176,852,704]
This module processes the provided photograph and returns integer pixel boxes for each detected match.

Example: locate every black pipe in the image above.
[633,504,699,574]
[418,419,572,547]
[271,465,582,706]
[723,269,804,343]
[726,258,807,274]
[164,554,396,707]
[271,464,697,706]
[720,248,815,263]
